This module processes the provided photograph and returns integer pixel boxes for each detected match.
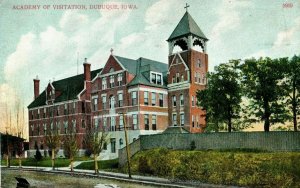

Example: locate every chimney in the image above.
[83,58,91,100]
[83,58,91,81]
[33,75,40,99]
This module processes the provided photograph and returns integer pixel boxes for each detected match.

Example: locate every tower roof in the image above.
[167,11,208,41]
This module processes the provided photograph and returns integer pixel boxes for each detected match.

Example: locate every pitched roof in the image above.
[114,56,138,74]
[162,126,190,134]
[28,69,102,108]
[167,11,208,41]
[127,57,168,88]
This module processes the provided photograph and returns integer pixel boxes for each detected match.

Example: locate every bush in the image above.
[138,156,152,175]
[129,149,300,187]
[190,141,196,150]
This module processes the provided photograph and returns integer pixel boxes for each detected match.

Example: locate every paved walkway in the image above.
[2,165,238,188]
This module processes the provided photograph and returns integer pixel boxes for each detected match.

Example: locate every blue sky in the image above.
[0,0,299,133]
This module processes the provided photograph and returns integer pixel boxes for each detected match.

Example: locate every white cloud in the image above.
[1,3,133,137]
[245,16,300,59]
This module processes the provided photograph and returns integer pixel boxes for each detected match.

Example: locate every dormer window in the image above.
[151,72,163,85]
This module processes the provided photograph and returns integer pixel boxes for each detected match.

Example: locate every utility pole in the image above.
[121,113,131,178]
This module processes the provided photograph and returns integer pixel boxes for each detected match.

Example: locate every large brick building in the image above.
[27,10,208,158]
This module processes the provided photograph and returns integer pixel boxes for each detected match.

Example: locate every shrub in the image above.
[138,156,152,175]
[190,141,196,150]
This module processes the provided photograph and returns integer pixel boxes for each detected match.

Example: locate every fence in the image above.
[119,131,300,166]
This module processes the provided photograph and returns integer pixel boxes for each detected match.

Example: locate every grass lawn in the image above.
[75,158,119,170]
[1,156,90,167]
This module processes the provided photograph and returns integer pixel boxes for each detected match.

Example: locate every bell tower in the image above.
[167,6,208,133]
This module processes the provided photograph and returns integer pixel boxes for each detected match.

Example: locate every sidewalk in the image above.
[2,166,237,188]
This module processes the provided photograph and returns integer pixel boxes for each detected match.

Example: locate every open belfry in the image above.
[27,6,208,158]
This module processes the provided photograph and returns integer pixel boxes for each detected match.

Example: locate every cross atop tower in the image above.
[184,3,190,12]
[110,48,114,55]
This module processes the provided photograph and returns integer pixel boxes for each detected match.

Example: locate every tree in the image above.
[240,57,287,132]
[34,142,43,162]
[84,125,108,174]
[281,55,300,131]
[197,60,242,132]
[63,131,78,172]
[45,128,60,170]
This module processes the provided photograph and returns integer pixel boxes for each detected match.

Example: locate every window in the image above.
[73,102,76,113]
[159,94,163,107]
[43,108,46,118]
[94,118,99,131]
[117,73,122,86]
[82,102,85,113]
[192,96,195,106]
[118,93,123,107]
[110,117,116,131]
[72,120,76,133]
[202,73,206,84]
[43,124,47,135]
[172,114,177,126]
[151,73,156,83]
[103,117,107,130]
[194,72,197,83]
[110,75,115,88]
[102,96,106,109]
[133,114,138,130]
[192,115,195,127]
[151,72,163,85]
[180,114,184,126]
[109,68,114,73]
[176,73,180,83]
[181,75,184,82]
[56,122,60,134]
[144,91,149,105]
[119,115,124,130]
[37,109,40,119]
[110,138,116,153]
[196,115,199,127]
[151,93,156,106]
[30,125,34,136]
[144,114,149,130]
[64,121,68,134]
[109,95,115,109]
[82,119,85,129]
[37,125,40,135]
[93,98,98,111]
[50,122,54,130]
[173,95,176,107]
[172,76,175,83]
[152,115,157,130]
[197,59,201,68]
[64,104,68,115]
[119,138,123,148]
[180,94,184,106]
[157,74,162,85]
[102,77,107,90]
[132,91,137,106]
